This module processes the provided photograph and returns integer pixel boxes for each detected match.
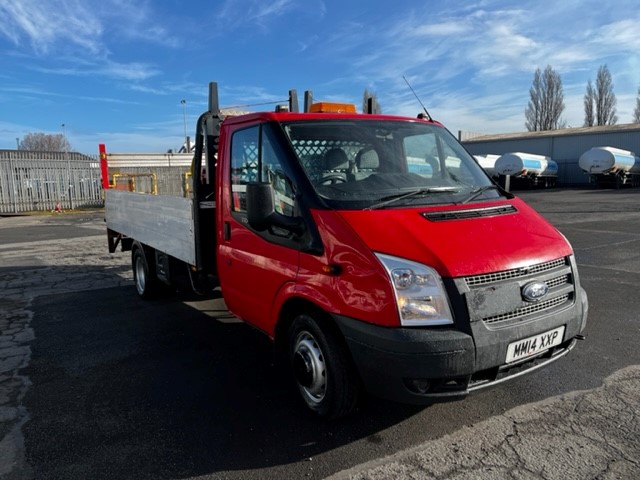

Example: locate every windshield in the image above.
[282,119,505,209]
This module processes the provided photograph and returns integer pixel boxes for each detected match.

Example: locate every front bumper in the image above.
[333,286,588,404]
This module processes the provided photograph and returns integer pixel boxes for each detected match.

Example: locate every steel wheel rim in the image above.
[135,255,146,295]
[293,331,326,404]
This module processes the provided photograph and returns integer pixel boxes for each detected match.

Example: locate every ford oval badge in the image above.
[522,281,549,302]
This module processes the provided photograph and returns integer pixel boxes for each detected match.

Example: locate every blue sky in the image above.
[1,0,639,154]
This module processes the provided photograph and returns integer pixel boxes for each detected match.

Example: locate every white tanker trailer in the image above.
[474,154,500,178]
[578,146,640,188]
[494,152,558,188]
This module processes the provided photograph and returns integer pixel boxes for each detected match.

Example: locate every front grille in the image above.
[482,294,570,325]
[465,257,567,287]
[459,256,575,328]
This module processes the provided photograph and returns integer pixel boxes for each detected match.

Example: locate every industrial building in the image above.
[462,123,640,186]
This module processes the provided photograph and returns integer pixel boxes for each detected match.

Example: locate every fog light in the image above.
[407,379,431,394]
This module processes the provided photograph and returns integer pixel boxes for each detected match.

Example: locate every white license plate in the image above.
[506,326,565,364]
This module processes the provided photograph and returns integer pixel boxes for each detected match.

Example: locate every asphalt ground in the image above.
[0,188,639,479]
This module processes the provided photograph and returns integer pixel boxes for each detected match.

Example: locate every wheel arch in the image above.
[270,283,328,350]
[131,240,154,262]
[274,297,318,364]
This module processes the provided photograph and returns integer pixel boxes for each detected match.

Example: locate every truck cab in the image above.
[106,83,588,419]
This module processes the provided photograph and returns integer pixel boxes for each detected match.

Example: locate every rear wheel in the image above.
[289,313,359,419]
[132,246,162,299]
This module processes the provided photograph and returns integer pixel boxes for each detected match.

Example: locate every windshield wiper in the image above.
[459,185,501,205]
[366,187,460,210]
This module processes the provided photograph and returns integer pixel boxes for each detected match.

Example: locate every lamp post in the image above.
[180,99,188,152]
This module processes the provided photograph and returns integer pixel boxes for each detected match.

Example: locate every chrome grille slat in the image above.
[546,274,569,289]
[482,294,570,325]
[465,258,567,287]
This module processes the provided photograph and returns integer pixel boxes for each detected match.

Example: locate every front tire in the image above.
[289,313,359,419]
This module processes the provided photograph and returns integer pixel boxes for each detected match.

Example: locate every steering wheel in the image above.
[321,173,347,185]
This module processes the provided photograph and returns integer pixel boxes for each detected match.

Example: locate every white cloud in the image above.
[0,0,103,54]
[214,0,325,34]
[31,60,160,82]
[249,0,294,23]
[414,20,470,37]
[100,62,161,82]
[96,0,183,49]
[0,0,184,54]
[594,19,640,47]
[215,0,295,31]
[0,85,142,109]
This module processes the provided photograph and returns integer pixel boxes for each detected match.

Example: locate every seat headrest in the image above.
[323,148,349,170]
[356,147,379,169]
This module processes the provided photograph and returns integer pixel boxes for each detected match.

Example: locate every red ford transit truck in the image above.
[105,82,588,418]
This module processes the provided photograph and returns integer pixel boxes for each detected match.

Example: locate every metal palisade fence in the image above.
[0,150,103,213]
[0,149,194,214]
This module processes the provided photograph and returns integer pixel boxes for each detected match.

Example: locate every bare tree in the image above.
[583,80,595,127]
[525,65,565,131]
[594,65,617,125]
[633,86,640,123]
[18,133,71,152]
[362,88,382,114]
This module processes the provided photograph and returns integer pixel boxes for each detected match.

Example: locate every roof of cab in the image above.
[221,111,444,128]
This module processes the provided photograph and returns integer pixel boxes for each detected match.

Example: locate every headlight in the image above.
[376,253,454,326]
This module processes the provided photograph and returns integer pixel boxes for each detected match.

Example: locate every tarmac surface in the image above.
[0,188,639,479]
[329,367,640,480]
[0,214,132,479]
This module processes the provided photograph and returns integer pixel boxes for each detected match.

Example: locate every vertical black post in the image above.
[304,90,313,113]
[289,89,299,113]
[208,82,219,114]
[193,81,223,279]
[366,97,374,114]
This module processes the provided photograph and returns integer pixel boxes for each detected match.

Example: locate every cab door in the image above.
[217,122,300,335]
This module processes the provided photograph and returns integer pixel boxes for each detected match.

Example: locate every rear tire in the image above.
[289,313,359,419]
[132,246,162,299]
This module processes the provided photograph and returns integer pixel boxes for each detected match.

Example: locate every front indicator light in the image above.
[399,297,439,319]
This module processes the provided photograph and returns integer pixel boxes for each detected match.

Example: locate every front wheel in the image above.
[289,313,359,419]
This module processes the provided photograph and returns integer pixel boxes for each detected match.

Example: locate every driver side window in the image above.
[230,125,296,217]
[262,130,295,217]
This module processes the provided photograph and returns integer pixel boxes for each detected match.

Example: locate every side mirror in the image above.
[246,182,305,236]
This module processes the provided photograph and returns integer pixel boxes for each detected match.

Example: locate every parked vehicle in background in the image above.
[103,82,588,419]
[578,146,640,188]
[494,152,558,188]
[473,154,500,178]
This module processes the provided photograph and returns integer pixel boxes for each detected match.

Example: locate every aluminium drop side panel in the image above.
[105,190,196,265]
